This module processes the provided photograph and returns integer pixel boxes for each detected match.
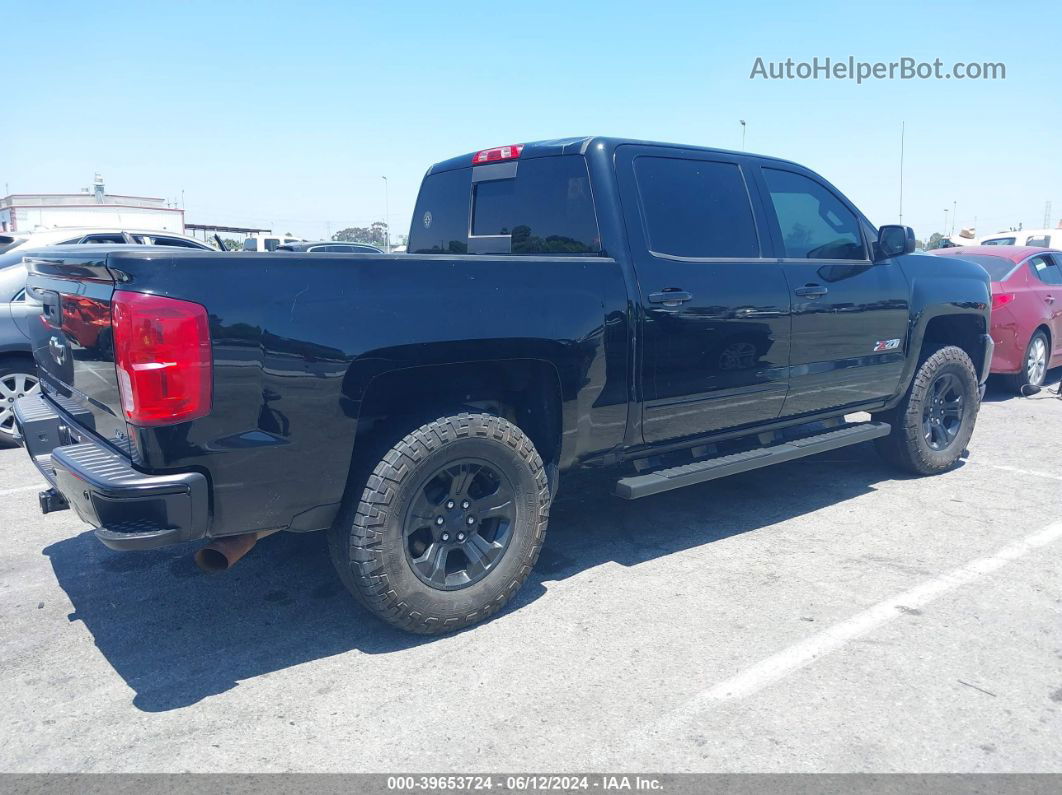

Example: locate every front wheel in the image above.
[328,413,550,634]
[873,345,980,475]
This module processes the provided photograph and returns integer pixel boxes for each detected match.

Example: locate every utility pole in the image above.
[381,176,390,253]
[943,208,949,237]
[1044,201,1052,229]
[952,200,957,236]
[739,120,746,151]
[898,121,904,224]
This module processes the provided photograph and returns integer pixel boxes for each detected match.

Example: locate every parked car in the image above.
[931,245,1062,391]
[276,241,384,253]
[979,228,1062,248]
[0,227,214,255]
[0,255,38,444]
[13,137,992,635]
[242,234,304,252]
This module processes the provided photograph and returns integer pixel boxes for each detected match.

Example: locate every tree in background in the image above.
[925,232,945,250]
[222,238,242,251]
[333,222,388,248]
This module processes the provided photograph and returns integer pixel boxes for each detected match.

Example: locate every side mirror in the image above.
[876,225,916,259]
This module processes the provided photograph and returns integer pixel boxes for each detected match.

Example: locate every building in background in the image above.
[0,174,183,233]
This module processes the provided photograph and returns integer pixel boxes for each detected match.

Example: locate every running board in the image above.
[614,421,891,500]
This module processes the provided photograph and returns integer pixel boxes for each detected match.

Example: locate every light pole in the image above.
[952,200,957,236]
[739,120,746,151]
[943,208,949,238]
[381,176,390,253]
[898,121,904,224]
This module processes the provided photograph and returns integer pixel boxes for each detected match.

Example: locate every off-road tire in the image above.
[328,412,550,634]
[873,345,979,475]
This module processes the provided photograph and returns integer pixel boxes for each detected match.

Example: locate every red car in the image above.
[932,245,1062,391]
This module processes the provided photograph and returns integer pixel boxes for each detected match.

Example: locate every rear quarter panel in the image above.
[107,250,629,537]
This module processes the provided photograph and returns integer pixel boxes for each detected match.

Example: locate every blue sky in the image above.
[4,0,1060,243]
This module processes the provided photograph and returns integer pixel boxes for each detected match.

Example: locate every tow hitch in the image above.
[38,488,69,514]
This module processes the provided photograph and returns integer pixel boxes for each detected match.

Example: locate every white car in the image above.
[0,227,214,255]
[979,227,1062,248]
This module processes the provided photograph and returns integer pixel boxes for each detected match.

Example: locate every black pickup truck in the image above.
[13,137,992,634]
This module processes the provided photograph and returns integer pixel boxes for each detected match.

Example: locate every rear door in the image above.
[1027,253,1062,361]
[755,165,909,417]
[615,145,791,443]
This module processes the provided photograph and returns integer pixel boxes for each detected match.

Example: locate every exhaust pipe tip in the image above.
[194,546,232,573]
[193,529,279,574]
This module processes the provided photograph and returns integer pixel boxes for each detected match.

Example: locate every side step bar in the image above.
[615,422,891,500]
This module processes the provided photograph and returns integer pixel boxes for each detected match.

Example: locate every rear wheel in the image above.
[1006,330,1049,394]
[873,345,979,475]
[328,412,550,634]
[0,364,39,447]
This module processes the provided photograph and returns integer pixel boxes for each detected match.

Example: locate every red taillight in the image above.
[991,292,1015,310]
[472,144,524,164]
[112,291,212,426]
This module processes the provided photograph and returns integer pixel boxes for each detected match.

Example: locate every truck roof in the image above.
[426,136,804,175]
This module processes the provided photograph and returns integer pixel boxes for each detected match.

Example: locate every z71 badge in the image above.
[874,338,901,352]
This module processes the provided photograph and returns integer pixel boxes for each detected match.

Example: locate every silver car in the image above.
[0,252,38,444]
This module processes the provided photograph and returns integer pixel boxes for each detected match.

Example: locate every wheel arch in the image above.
[344,358,564,501]
[917,312,988,376]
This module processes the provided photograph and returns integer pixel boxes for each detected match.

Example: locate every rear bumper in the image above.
[13,393,209,551]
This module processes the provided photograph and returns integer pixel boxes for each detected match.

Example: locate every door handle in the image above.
[648,290,693,305]
[795,284,828,298]
[1046,295,1055,304]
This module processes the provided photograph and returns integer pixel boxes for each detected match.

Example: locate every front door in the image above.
[616,145,792,443]
[754,165,910,417]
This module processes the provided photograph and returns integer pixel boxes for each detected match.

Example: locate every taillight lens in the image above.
[472,144,524,164]
[991,292,1015,310]
[112,291,212,426]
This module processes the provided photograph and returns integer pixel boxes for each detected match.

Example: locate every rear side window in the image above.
[1026,235,1050,247]
[151,236,204,249]
[982,237,1015,246]
[1029,255,1062,285]
[82,233,126,244]
[633,157,759,258]
[763,168,866,260]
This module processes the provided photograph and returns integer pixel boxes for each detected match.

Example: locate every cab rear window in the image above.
[409,156,601,256]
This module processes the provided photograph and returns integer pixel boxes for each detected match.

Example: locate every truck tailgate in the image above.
[24,250,130,452]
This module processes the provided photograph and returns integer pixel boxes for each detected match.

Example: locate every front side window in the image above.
[763,168,865,260]
[264,238,280,251]
[1025,235,1050,247]
[633,157,759,258]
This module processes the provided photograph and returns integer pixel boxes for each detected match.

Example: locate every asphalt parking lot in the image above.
[1,377,1060,774]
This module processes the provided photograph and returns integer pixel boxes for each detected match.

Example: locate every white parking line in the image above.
[965,459,1062,482]
[620,518,1062,751]
[0,484,44,497]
